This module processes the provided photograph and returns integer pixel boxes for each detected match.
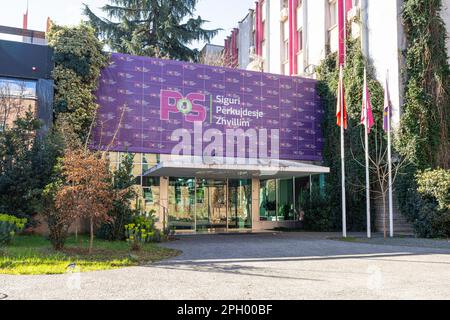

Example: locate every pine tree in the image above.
[83,0,220,61]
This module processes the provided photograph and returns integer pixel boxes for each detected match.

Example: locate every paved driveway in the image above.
[1,233,449,300]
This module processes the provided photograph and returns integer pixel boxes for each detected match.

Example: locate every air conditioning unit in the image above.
[280,7,289,22]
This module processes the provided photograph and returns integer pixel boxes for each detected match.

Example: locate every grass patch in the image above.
[0,235,180,275]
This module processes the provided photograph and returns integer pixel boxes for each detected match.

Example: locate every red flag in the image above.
[361,69,375,133]
[336,66,348,129]
[23,8,28,30]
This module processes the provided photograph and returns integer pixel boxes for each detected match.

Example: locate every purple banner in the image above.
[92,53,325,162]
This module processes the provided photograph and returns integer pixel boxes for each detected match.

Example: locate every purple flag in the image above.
[383,77,392,132]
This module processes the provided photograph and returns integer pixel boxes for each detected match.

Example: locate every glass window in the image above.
[328,0,338,28]
[298,29,303,52]
[142,153,160,174]
[107,152,119,163]
[143,185,160,215]
[168,178,196,231]
[297,1,303,28]
[0,77,36,98]
[228,179,252,229]
[195,179,228,232]
[142,176,159,187]
[119,152,139,163]
[283,40,289,62]
[132,163,142,178]
[0,78,37,131]
[295,177,311,221]
[260,179,296,222]
[260,180,277,221]
[278,179,295,221]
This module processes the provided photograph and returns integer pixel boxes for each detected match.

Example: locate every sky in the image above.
[0,0,255,49]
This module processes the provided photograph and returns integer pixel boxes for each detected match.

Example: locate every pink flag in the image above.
[361,69,374,133]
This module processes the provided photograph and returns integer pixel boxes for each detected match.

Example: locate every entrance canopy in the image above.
[144,156,329,180]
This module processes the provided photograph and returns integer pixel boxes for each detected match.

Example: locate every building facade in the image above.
[200,44,224,65]
[0,27,53,134]
[219,0,449,233]
[93,53,329,233]
[224,0,450,129]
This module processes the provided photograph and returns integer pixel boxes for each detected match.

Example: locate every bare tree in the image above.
[85,103,127,154]
[351,127,410,238]
[199,50,231,68]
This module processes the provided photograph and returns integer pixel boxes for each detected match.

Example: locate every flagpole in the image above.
[340,65,347,238]
[364,68,371,239]
[387,71,394,238]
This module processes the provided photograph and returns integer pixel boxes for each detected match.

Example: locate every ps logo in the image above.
[160,90,207,123]
[176,98,193,114]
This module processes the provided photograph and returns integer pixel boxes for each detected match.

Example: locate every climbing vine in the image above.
[310,2,450,237]
[47,24,109,142]
[398,0,450,169]
[310,38,385,232]
[395,0,450,238]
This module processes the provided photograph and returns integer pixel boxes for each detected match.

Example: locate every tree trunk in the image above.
[89,217,94,254]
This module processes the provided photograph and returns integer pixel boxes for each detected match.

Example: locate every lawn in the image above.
[0,235,181,275]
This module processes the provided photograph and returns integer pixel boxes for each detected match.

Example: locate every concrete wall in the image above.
[32,215,90,236]
[364,0,404,128]
[262,0,328,75]
[373,193,414,234]
[304,0,328,75]
[266,0,282,74]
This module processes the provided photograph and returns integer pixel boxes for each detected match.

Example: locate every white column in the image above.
[252,178,260,230]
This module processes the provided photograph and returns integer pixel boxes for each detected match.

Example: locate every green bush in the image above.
[125,212,162,251]
[417,169,450,210]
[415,169,450,238]
[0,214,27,245]
[97,154,137,241]
[301,189,335,232]
[398,168,450,238]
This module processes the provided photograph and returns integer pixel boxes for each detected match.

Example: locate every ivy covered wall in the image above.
[398,0,450,170]
[304,39,385,232]
[395,0,450,238]
[47,24,109,143]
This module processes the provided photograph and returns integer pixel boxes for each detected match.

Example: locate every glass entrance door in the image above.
[168,178,253,233]
[228,179,252,230]
[196,179,228,232]
[168,178,196,232]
